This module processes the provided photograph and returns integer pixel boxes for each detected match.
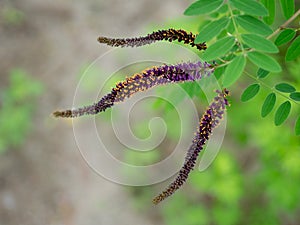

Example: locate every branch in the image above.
[268,9,300,39]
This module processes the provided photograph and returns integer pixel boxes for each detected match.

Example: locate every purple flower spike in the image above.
[98,29,207,51]
[53,62,213,118]
[152,89,230,204]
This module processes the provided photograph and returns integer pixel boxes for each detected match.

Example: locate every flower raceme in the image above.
[152,89,229,204]
[53,61,213,118]
[97,29,207,51]
[53,29,229,204]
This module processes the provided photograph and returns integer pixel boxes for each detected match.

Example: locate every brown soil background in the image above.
[0,0,190,224]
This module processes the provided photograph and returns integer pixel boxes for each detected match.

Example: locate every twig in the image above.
[268,9,300,39]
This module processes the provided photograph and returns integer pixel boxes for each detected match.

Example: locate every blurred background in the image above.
[0,0,300,225]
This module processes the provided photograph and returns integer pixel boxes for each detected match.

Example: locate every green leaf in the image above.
[223,55,246,87]
[275,29,296,46]
[257,68,270,78]
[217,4,228,13]
[295,116,300,135]
[213,66,225,80]
[202,36,235,61]
[290,92,300,101]
[195,17,229,43]
[275,83,296,93]
[241,34,278,53]
[229,0,268,16]
[248,51,282,72]
[274,101,291,126]
[241,83,260,102]
[236,15,273,36]
[226,19,235,33]
[261,93,276,117]
[286,36,300,61]
[261,0,276,25]
[184,0,223,15]
[216,29,228,39]
[210,12,220,19]
[279,0,295,19]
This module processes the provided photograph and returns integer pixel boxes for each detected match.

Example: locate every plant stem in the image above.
[228,4,245,55]
[268,9,300,39]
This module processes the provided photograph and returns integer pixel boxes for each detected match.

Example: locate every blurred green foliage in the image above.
[0,69,43,153]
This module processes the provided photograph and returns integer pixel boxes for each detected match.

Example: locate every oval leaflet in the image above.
[202,36,236,61]
[274,101,291,126]
[261,93,276,117]
[290,92,300,101]
[248,51,282,72]
[241,83,260,102]
[275,29,296,46]
[223,55,246,87]
[275,83,296,93]
[257,68,270,78]
[184,0,223,15]
[241,34,278,53]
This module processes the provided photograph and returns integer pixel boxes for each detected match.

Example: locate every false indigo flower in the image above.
[98,29,207,51]
[152,89,229,204]
[53,62,213,118]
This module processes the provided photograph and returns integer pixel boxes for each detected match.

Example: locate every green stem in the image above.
[267,9,300,39]
[214,60,232,68]
[228,4,245,55]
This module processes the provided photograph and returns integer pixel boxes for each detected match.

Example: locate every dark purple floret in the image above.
[98,29,207,51]
[152,89,229,204]
[53,62,213,118]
